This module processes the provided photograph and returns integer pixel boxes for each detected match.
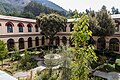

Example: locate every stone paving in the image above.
[90,69,120,80]
[13,59,46,79]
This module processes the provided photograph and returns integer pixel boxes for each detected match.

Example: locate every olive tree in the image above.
[0,40,8,68]
[36,13,67,45]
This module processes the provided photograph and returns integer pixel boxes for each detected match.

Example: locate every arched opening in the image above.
[41,36,45,45]
[109,38,119,51]
[7,39,15,51]
[97,37,106,50]
[69,23,74,32]
[6,22,14,33]
[62,36,67,45]
[35,25,39,32]
[35,37,39,46]
[19,38,24,49]
[28,37,32,48]
[55,36,60,46]
[27,23,32,32]
[18,23,24,32]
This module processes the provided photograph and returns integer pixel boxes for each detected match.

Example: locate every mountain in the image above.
[0,0,66,12]
[0,2,18,15]
[0,0,67,18]
[32,0,66,12]
[0,0,31,7]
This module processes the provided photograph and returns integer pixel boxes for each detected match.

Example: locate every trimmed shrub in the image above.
[115,59,120,72]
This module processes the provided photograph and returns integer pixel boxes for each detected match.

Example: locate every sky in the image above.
[49,0,120,12]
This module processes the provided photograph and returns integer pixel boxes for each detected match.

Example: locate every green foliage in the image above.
[20,11,35,19]
[0,40,8,67]
[11,47,21,61]
[23,1,66,17]
[88,8,115,36]
[0,1,66,18]
[36,69,59,80]
[20,50,30,65]
[18,50,37,70]
[56,46,71,80]
[115,59,120,72]
[70,13,97,80]
[0,2,18,15]
[36,13,67,45]
[104,64,115,72]
[111,6,120,14]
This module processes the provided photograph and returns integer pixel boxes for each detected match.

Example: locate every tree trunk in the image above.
[1,60,3,68]
[49,36,54,49]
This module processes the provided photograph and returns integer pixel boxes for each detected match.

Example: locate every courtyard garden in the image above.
[0,8,120,80]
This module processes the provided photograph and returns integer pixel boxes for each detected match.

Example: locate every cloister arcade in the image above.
[0,15,120,53]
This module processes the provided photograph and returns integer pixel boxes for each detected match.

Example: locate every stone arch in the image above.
[97,37,106,50]
[62,36,67,45]
[7,38,15,51]
[41,36,45,45]
[28,37,32,48]
[19,38,24,49]
[17,22,24,27]
[35,24,39,32]
[5,21,14,26]
[35,37,39,46]
[18,22,24,32]
[6,22,14,33]
[27,23,33,32]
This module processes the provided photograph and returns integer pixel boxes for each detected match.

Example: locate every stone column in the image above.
[106,37,109,49]
[24,41,28,49]
[32,40,35,48]
[15,42,19,50]
[39,39,41,46]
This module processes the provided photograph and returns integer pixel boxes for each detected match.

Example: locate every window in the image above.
[109,38,119,51]
[18,24,23,32]
[35,25,39,32]
[7,39,15,51]
[19,38,24,49]
[6,22,14,33]
[7,24,13,33]
[62,36,67,45]
[42,36,45,45]
[27,24,32,32]
[28,37,32,48]
[28,26,32,32]
[35,37,39,46]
